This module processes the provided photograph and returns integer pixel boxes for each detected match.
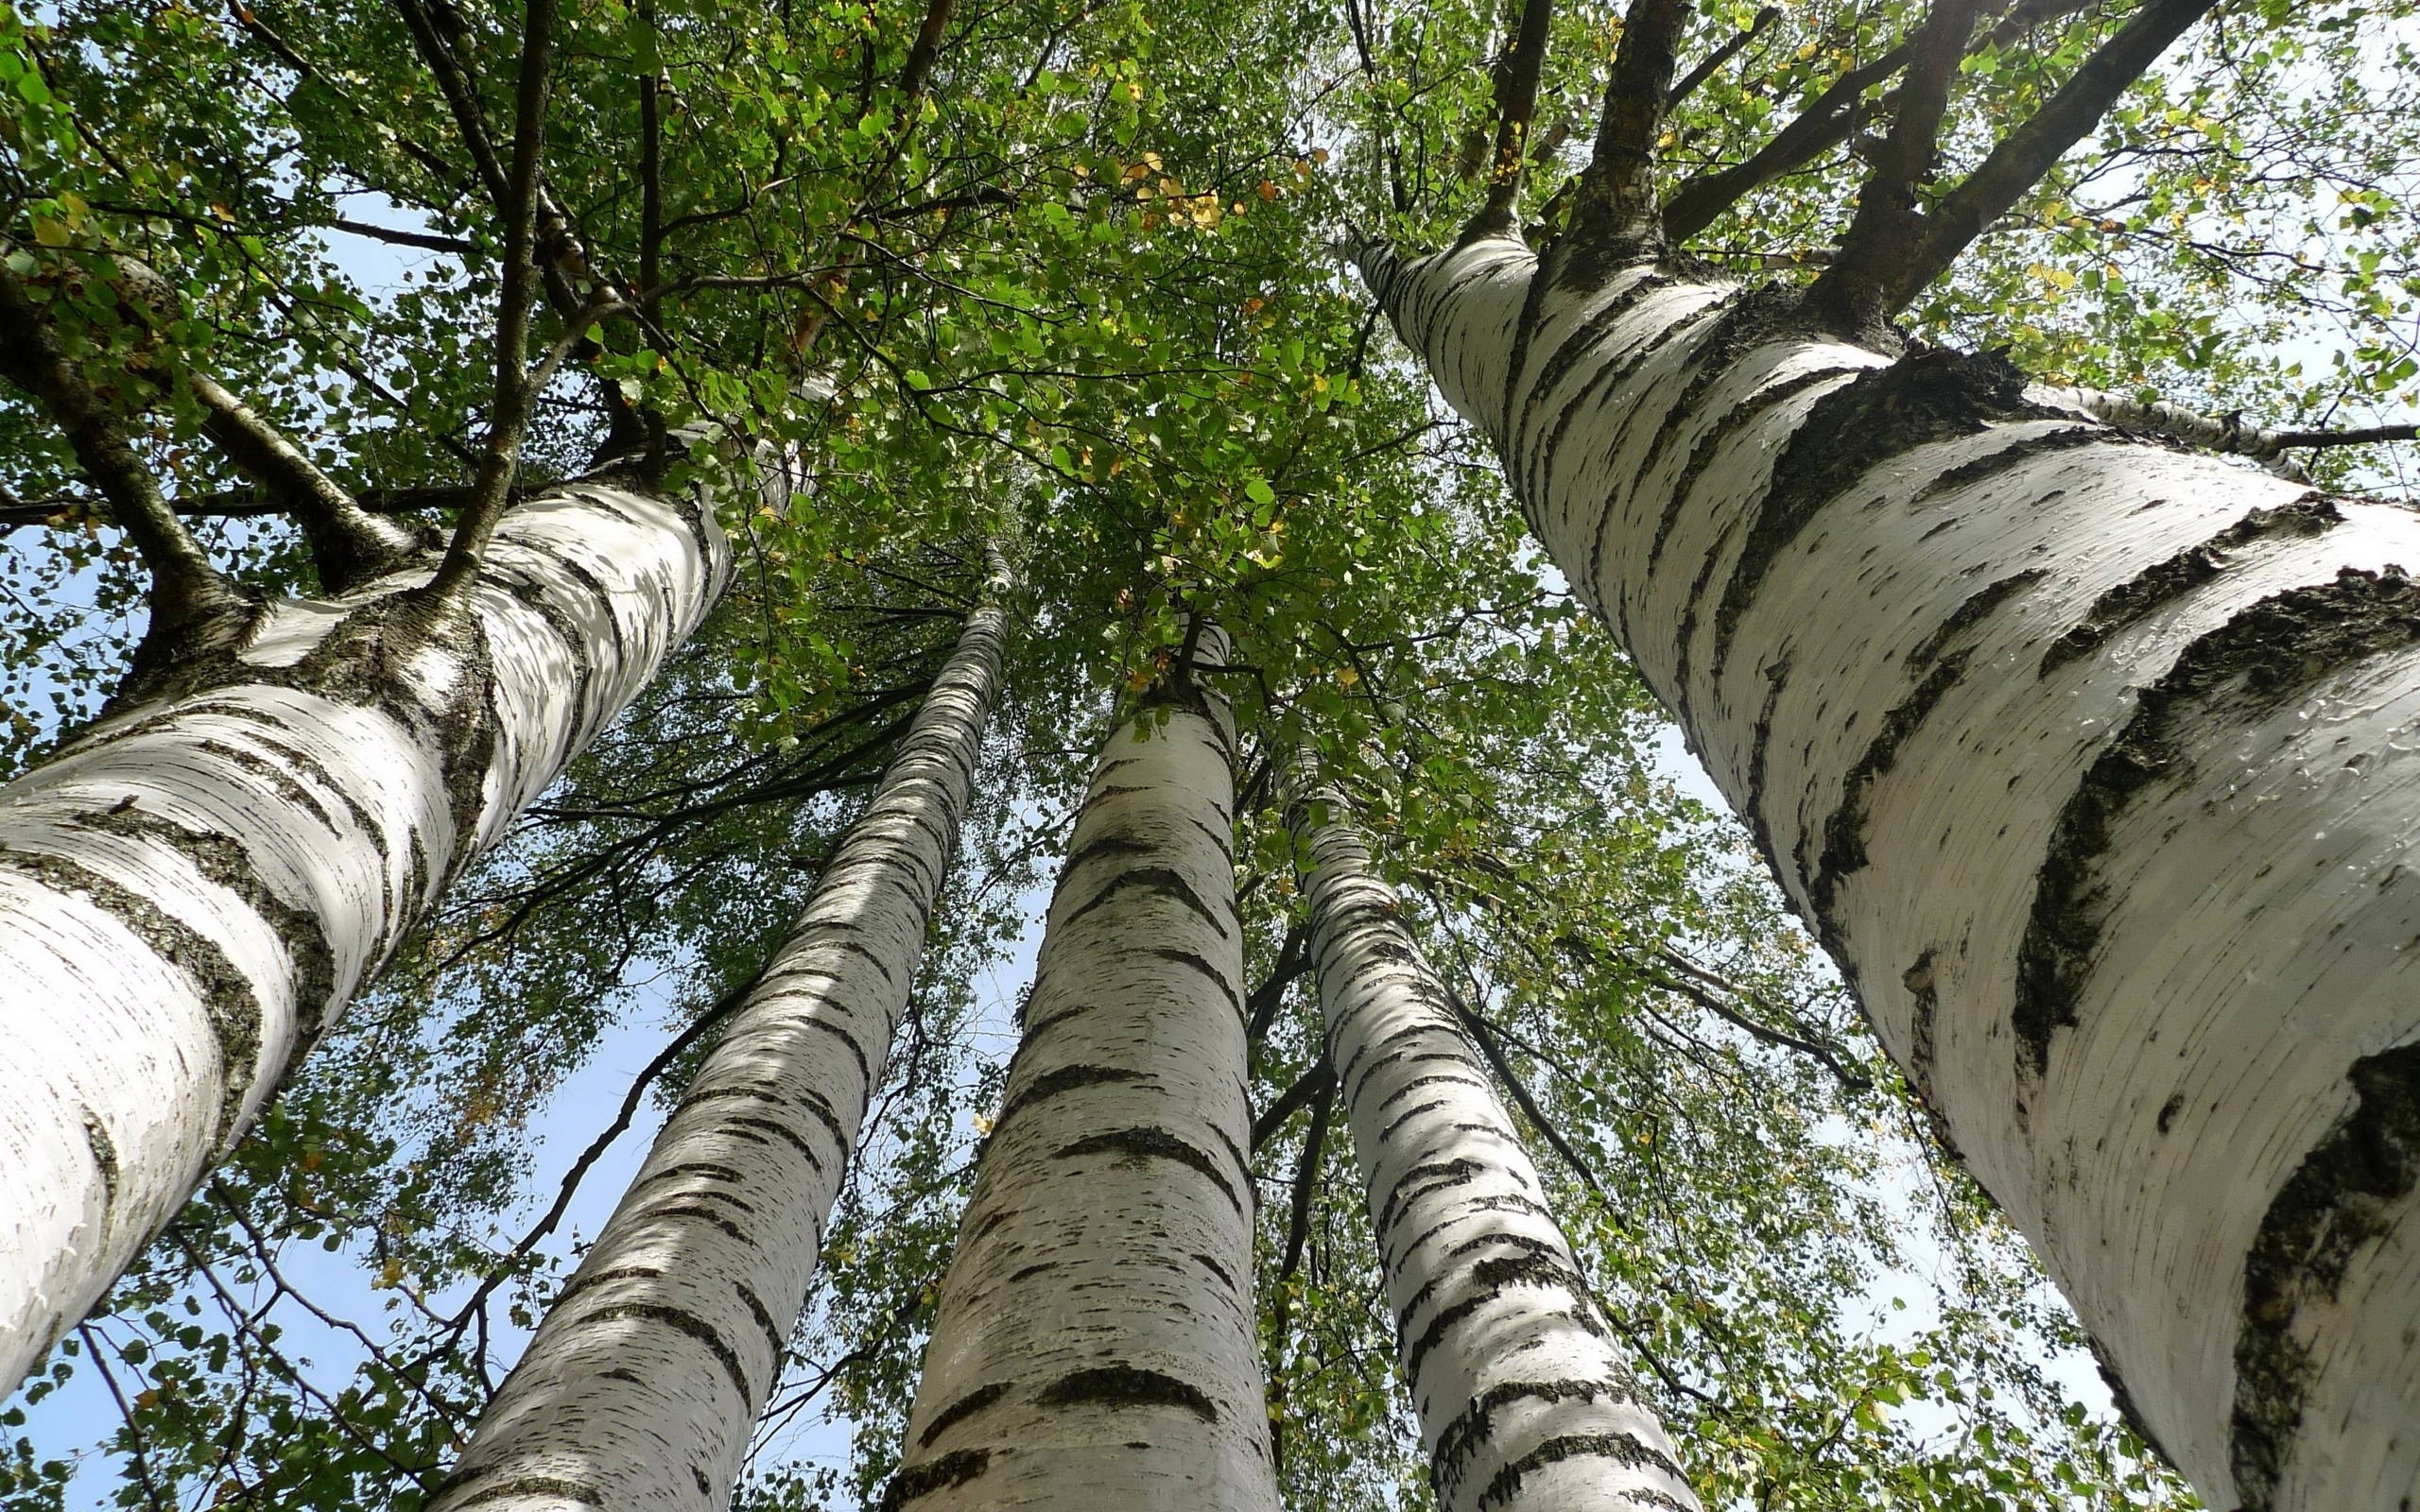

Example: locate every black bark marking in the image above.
[1404,1252,1590,1384]
[442,1474,611,1510]
[803,1015,873,1087]
[1060,866,1232,939]
[1037,1365,1219,1422]
[1808,649,1974,922]
[1711,348,2052,688]
[1907,569,2049,671]
[1190,1251,1236,1291]
[1477,1432,1687,1511]
[1052,1126,1241,1213]
[634,1160,747,1190]
[1143,945,1239,1011]
[995,1063,1150,1134]
[877,1449,992,1511]
[1430,1378,1637,1503]
[2039,495,2342,677]
[0,845,265,1148]
[2231,1043,2420,1511]
[825,935,899,985]
[1380,1098,1456,1145]
[552,1263,664,1310]
[918,1382,1012,1449]
[1514,274,1680,470]
[1906,422,2100,509]
[1377,1072,1492,1113]
[578,1300,752,1400]
[735,1279,786,1366]
[1649,365,1863,576]
[1374,1158,1488,1241]
[2014,567,2420,1076]
[638,1203,752,1245]
[726,1114,824,1165]
[1528,293,1734,515]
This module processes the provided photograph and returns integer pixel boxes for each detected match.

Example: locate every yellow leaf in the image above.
[32,217,68,247]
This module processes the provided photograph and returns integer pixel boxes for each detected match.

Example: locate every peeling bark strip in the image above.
[0,463,741,1396]
[1288,788,1699,1512]
[430,586,1012,1512]
[884,629,1275,1512]
[1363,232,2420,1509]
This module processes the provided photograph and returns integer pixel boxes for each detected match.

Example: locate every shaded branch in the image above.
[1454,1000,1616,1203]
[1245,920,1311,1041]
[1643,954,1871,1094]
[0,256,244,643]
[184,370,422,589]
[1252,1060,1336,1152]
[1465,0,1559,240]
[1663,0,2087,245]
[327,216,475,255]
[1666,4,1779,111]
[1571,0,1691,250]
[1893,0,2222,310]
[425,0,559,606]
[1807,0,1984,333]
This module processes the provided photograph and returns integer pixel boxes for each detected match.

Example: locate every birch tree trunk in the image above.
[1362,231,2420,1511]
[880,638,1277,1512]
[1290,783,1701,1512]
[426,572,1012,1512]
[0,459,747,1396]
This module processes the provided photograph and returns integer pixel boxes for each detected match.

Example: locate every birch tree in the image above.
[426,561,1012,1512]
[881,629,1277,1512]
[1352,0,2420,1503]
[1289,773,1699,1512]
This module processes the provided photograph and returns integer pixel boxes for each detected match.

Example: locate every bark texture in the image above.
[427,580,1011,1512]
[0,460,742,1395]
[1291,786,1700,1512]
[882,640,1277,1511]
[1361,232,2420,1511]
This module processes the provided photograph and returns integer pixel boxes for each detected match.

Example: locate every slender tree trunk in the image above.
[426,569,1013,1512]
[1361,232,2420,1511]
[880,635,1277,1512]
[1289,782,1700,1512]
[0,459,750,1395]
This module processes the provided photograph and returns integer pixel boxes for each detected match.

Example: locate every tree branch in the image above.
[1665,4,1779,111]
[1892,0,2221,310]
[425,0,558,606]
[1252,1059,1336,1151]
[1806,0,1984,333]
[1464,0,1558,240]
[1245,919,1311,1041]
[1454,1000,1616,1203]
[1664,0,2088,246]
[184,370,422,589]
[0,256,244,643]
[1571,0,1692,251]
[327,216,476,255]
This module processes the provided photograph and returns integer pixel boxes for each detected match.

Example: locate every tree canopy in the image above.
[4,0,2416,1506]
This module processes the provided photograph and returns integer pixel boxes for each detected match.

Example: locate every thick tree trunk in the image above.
[1361,232,2420,1511]
[1290,784,1701,1512]
[426,576,1011,1512]
[0,461,744,1396]
[880,641,1276,1512]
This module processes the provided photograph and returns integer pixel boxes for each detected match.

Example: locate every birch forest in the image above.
[4,0,2419,1508]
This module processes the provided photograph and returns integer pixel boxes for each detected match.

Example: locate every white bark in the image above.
[1362,232,2420,1510]
[1291,786,1701,1512]
[426,578,1012,1512]
[0,460,746,1396]
[882,642,1277,1512]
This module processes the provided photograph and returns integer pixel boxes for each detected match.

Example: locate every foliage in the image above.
[7,0,2415,1507]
